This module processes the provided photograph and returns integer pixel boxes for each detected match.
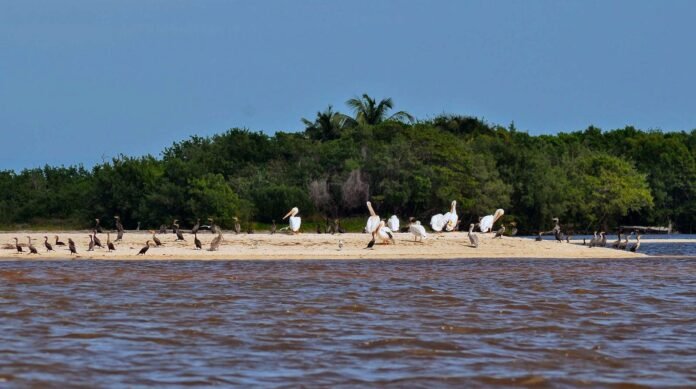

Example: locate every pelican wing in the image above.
[430,214,446,232]
[289,216,301,232]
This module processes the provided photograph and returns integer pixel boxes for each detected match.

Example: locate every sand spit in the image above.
[0,231,647,260]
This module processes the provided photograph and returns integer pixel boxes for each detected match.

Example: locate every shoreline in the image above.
[1,231,648,261]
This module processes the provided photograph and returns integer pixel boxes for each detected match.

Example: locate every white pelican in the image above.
[408,217,427,242]
[283,207,301,234]
[430,200,458,232]
[387,215,400,232]
[377,220,395,244]
[478,209,504,233]
[365,201,380,235]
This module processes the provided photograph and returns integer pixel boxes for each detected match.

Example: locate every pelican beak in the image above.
[283,210,293,220]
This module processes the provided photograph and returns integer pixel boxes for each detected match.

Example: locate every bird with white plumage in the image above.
[283,207,302,234]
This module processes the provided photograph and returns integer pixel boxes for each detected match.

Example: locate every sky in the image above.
[1,0,695,171]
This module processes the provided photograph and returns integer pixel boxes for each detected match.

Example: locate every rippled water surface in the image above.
[1,259,695,387]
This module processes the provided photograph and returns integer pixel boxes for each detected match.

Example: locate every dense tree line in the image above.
[1,95,694,233]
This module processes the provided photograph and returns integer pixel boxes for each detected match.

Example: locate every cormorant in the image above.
[55,235,66,246]
[68,238,77,255]
[93,231,103,248]
[14,237,23,253]
[552,218,562,243]
[94,218,103,233]
[26,237,38,254]
[600,231,607,247]
[137,241,151,255]
[270,220,277,235]
[194,233,202,250]
[114,216,124,241]
[44,236,53,252]
[618,232,630,250]
[173,220,185,241]
[468,223,479,248]
[88,235,95,251]
[493,225,506,239]
[150,230,162,247]
[192,218,200,235]
[107,232,116,252]
[612,231,622,249]
[209,230,223,251]
[365,237,375,249]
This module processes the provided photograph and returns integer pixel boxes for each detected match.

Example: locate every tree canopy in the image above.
[1,94,694,233]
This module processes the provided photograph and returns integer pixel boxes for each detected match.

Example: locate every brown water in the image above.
[1,258,695,387]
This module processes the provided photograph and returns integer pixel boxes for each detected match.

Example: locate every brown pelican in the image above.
[234,217,241,235]
[283,207,301,234]
[194,233,202,250]
[88,235,95,251]
[270,220,276,235]
[408,217,427,242]
[107,232,116,252]
[150,230,162,246]
[468,223,479,248]
[629,234,641,252]
[493,225,506,239]
[92,231,103,248]
[137,241,151,255]
[54,235,66,246]
[377,220,395,244]
[68,238,77,255]
[191,218,200,235]
[479,209,504,233]
[43,236,54,252]
[94,218,103,233]
[431,200,458,232]
[365,202,380,235]
[208,230,223,251]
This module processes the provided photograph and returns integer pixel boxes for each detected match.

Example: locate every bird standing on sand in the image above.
[612,231,622,249]
[509,222,518,236]
[338,240,344,250]
[535,232,543,242]
[365,201,381,235]
[270,220,277,235]
[618,232,630,250]
[234,217,241,235]
[137,241,151,255]
[209,230,223,251]
[68,238,77,255]
[194,233,202,250]
[552,218,562,243]
[172,220,185,241]
[192,218,201,235]
[25,237,37,254]
[88,235,95,251]
[93,231,103,248]
[376,220,396,245]
[629,234,641,252]
[365,237,375,249]
[408,217,427,242]
[479,209,505,233]
[430,200,459,232]
[44,236,54,252]
[94,218,103,233]
[12,237,22,253]
[600,231,607,247]
[150,230,162,247]
[283,207,302,234]
[107,232,115,252]
[55,235,66,246]
[468,223,479,248]
[493,225,506,239]
[589,231,598,248]
[387,215,400,233]
[114,216,124,241]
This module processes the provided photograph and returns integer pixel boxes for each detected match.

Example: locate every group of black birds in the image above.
[532,218,642,252]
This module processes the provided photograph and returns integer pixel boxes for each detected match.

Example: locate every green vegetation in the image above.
[1,95,694,233]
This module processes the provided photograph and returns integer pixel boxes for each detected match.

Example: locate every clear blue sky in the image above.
[1,0,694,171]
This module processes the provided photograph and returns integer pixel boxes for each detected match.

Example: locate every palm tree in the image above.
[301,105,353,141]
[345,94,414,125]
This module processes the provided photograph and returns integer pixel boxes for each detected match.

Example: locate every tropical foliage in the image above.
[1,95,694,233]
